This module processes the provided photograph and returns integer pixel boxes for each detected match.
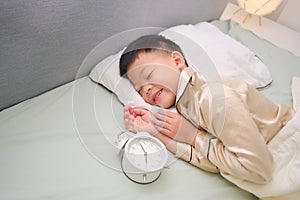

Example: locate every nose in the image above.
[140,84,152,96]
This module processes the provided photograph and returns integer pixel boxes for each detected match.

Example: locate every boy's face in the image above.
[126,51,186,108]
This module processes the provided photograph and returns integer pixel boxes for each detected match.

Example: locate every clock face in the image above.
[126,137,166,171]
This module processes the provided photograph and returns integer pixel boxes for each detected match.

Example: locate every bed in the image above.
[1,2,300,200]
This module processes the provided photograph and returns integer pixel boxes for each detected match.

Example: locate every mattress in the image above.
[0,76,256,200]
[1,19,300,200]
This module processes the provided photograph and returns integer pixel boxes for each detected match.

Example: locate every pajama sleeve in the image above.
[175,68,293,184]
[175,141,219,173]
[195,85,275,184]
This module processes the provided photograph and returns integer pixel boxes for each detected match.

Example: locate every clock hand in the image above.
[139,143,148,165]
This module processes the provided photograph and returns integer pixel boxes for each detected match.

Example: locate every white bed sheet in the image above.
[0,77,255,200]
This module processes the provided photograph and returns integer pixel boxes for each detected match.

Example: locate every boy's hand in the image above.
[123,105,178,154]
[124,105,158,135]
[123,106,204,153]
[152,109,198,146]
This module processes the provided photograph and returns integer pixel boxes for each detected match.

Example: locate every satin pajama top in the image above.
[175,67,294,184]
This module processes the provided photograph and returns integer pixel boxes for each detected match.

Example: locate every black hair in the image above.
[119,34,187,77]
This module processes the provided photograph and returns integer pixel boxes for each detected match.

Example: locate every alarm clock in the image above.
[117,131,168,184]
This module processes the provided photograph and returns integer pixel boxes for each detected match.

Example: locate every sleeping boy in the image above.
[119,34,294,184]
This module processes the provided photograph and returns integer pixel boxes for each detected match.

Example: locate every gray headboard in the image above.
[0,0,228,110]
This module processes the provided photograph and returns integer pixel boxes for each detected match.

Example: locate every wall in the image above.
[229,0,300,33]
[276,0,300,33]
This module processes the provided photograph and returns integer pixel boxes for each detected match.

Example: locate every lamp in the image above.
[233,0,283,25]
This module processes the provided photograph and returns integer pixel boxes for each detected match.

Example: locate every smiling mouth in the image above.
[153,89,163,103]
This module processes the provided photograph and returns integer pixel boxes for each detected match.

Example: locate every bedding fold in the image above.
[222,77,300,199]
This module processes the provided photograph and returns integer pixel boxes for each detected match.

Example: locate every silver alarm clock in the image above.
[118,131,168,184]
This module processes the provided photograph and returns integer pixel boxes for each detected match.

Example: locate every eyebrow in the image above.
[130,65,153,91]
[146,69,154,79]
[140,64,155,73]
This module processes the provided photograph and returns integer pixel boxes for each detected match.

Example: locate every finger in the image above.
[155,111,173,125]
[129,107,137,117]
[152,119,174,138]
[128,114,135,121]
[125,106,135,118]
[155,125,173,138]
[124,114,131,126]
[152,119,174,133]
[124,118,132,129]
[124,105,132,113]
[132,108,148,116]
[124,109,130,117]
[157,109,177,117]
[151,115,166,128]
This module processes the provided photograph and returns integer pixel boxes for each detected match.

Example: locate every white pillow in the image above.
[89,49,153,110]
[160,22,272,88]
[89,22,272,109]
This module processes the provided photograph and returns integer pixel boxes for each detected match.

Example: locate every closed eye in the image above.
[146,70,154,80]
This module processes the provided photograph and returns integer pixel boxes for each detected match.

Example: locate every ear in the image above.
[171,51,186,71]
